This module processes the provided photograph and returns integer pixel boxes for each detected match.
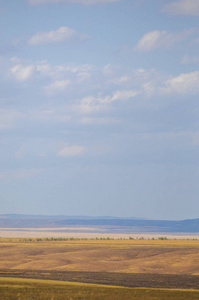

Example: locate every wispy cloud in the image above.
[57,145,86,157]
[161,71,199,94]
[111,90,138,101]
[45,79,71,95]
[135,29,195,52]
[78,89,138,114]
[8,57,199,117]
[36,62,92,80]
[28,26,89,46]
[135,31,166,52]
[162,0,199,16]
[140,70,199,97]
[28,0,120,5]
[9,59,93,93]
[11,64,34,81]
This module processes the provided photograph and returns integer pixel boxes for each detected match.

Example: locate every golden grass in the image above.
[0,277,199,300]
[0,276,125,288]
[0,239,199,274]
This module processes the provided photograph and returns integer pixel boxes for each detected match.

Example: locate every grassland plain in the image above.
[0,238,199,274]
[0,277,199,300]
[0,239,199,299]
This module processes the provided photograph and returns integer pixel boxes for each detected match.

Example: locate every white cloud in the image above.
[135,29,194,52]
[35,62,92,80]
[45,79,71,95]
[163,0,199,16]
[65,64,92,74]
[161,71,199,94]
[103,64,118,76]
[29,0,120,5]
[9,59,93,95]
[57,145,86,157]
[78,89,138,114]
[78,96,100,114]
[140,70,199,97]
[117,76,131,83]
[112,89,138,101]
[35,62,52,76]
[142,81,157,97]
[77,71,91,82]
[135,31,167,52]
[11,64,34,81]
[28,26,89,46]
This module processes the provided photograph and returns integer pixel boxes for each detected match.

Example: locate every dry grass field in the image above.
[0,238,199,299]
[0,277,199,300]
[0,238,199,275]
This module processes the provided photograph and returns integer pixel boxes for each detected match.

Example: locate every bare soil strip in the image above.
[0,270,199,290]
[0,229,198,239]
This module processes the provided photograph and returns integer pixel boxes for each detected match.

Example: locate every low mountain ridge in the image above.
[0,214,198,233]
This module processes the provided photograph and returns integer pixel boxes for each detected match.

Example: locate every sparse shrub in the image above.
[158,237,167,240]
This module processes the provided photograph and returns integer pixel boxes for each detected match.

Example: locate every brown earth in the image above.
[0,270,199,290]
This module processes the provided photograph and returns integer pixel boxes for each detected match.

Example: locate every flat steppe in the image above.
[0,238,198,291]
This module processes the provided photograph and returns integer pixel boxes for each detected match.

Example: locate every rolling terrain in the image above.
[0,239,199,298]
[0,239,199,277]
[0,216,199,298]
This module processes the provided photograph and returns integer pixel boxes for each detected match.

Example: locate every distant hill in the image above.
[0,214,199,233]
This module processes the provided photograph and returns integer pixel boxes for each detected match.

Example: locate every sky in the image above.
[0,0,199,220]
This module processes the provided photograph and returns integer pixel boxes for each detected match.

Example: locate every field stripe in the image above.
[0,276,199,293]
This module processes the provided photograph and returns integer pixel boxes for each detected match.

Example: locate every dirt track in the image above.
[0,270,199,290]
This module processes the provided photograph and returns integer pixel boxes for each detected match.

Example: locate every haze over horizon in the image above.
[1,213,199,222]
[0,0,199,220]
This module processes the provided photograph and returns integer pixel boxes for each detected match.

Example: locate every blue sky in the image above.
[0,0,199,220]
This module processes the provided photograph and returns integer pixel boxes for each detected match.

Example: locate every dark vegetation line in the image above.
[0,270,199,290]
[0,237,198,242]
